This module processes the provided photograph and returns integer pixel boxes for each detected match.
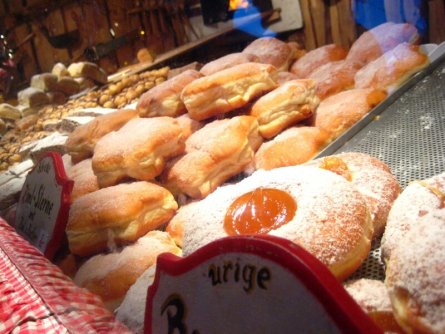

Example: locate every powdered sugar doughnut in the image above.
[183,165,373,281]
[385,209,445,334]
[381,171,445,262]
[344,279,404,333]
[308,152,401,239]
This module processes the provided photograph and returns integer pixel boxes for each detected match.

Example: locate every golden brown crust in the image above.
[163,116,262,199]
[290,44,348,78]
[65,108,138,163]
[74,231,181,311]
[254,126,331,170]
[346,22,419,66]
[200,53,259,76]
[250,79,320,139]
[354,43,428,92]
[66,181,178,257]
[137,70,203,117]
[308,59,363,100]
[312,88,387,141]
[309,152,401,238]
[66,158,99,202]
[92,117,185,187]
[242,37,294,71]
[181,62,278,121]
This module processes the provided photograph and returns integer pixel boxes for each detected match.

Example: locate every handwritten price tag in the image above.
[145,235,382,334]
[15,152,73,260]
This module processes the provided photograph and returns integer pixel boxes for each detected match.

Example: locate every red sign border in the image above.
[145,234,382,334]
[16,152,73,260]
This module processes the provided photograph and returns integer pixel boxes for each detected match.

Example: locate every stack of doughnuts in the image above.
[59,22,433,318]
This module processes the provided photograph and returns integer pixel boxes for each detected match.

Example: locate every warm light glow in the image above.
[229,0,250,10]
[140,30,145,36]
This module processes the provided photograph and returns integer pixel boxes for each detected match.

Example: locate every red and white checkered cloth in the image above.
[0,218,132,333]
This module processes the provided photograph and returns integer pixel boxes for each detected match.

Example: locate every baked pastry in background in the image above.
[308,59,363,100]
[137,70,203,117]
[65,108,138,163]
[346,22,419,66]
[199,52,259,76]
[272,71,300,85]
[250,79,319,139]
[162,115,262,199]
[308,152,401,238]
[312,88,387,141]
[181,62,277,121]
[290,44,348,78]
[182,165,373,281]
[74,231,181,311]
[253,126,331,171]
[242,37,295,71]
[66,158,99,202]
[92,117,185,187]
[385,209,445,334]
[381,171,445,262]
[354,43,428,92]
[344,279,404,333]
[165,201,200,248]
[66,181,178,257]
[175,113,203,140]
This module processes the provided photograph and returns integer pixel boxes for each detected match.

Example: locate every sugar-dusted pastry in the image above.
[74,231,181,311]
[312,88,387,141]
[182,165,373,281]
[66,181,178,257]
[242,37,295,71]
[65,108,138,163]
[181,62,277,121]
[346,22,419,66]
[250,79,319,139]
[92,117,185,187]
[354,43,428,92]
[163,115,262,199]
[290,44,348,78]
[200,52,259,76]
[137,70,203,117]
[66,158,99,202]
[254,126,331,170]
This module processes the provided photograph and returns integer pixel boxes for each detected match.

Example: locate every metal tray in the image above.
[316,48,445,281]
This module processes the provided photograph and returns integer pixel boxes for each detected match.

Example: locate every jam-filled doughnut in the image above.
[385,209,445,334]
[308,152,401,239]
[182,165,373,281]
[344,279,404,333]
[381,171,445,262]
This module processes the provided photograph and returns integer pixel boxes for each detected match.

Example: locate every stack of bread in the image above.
[55,22,438,332]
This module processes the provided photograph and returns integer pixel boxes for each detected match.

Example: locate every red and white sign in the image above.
[15,152,73,260]
[145,235,381,334]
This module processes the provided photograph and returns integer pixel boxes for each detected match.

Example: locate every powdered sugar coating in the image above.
[345,278,392,313]
[385,210,445,333]
[183,165,372,279]
[381,171,445,261]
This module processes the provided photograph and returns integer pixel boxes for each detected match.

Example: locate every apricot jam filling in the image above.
[224,188,297,235]
[320,156,352,181]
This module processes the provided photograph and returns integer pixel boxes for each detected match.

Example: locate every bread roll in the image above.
[30,73,58,91]
[308,59,363,100]
[74,231,181,311]
[254,126,331,170]
[250,79,319,139]
[354,43,428,92]
[290,44,348,78]
[181,62,278,121]
[68,61,108,84]
[66,158,99,202]
[54,76,81,95]
[346,22,419,66]
[242,37,294,71]
[200,52,259,76]
[66,181,178,257]
[17,87,50,107]
[65,108,138,163]
[137,70,203,117]
[92,117,185,187]
[162,115,262,199]
[312,88,387,140]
